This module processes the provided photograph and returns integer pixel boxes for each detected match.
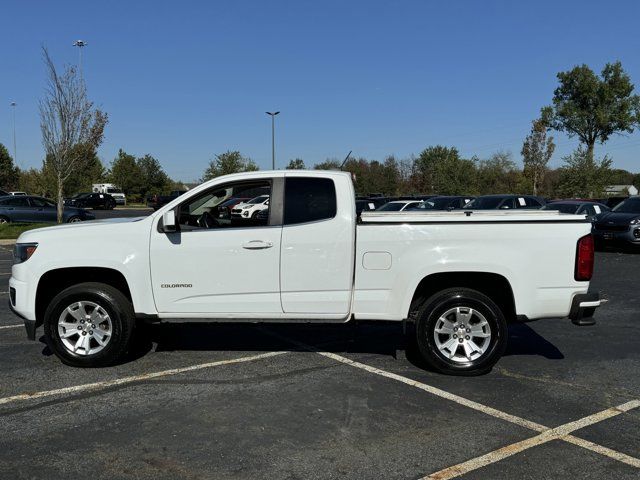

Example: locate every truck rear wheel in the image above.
[43,282,135,367]
[414,288,507,376]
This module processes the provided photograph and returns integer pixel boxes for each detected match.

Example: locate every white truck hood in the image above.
[16,216,149,243]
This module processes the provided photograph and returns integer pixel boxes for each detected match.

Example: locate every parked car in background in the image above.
[355,199,377,215]
[147,190,187,211]
[464,194,545,210]
[9,191,27,196]
[64,192,116,210]
[216,197,249,224]
[231,194,270,219]
[92,183,126,205]
[593,196,628,209]
[0,189,8,196]
[542,200,609,221]
[407,196,475,211]
[592,196,640,247]
[377,200,423,211]
[0,195,95,223]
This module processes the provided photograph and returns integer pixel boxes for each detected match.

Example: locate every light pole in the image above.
[73,40,87,77]
[265,111,280,169]
[10,101,17,166]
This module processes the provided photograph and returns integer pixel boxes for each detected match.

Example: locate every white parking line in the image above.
[0,351,287,406]
[260,330,640,473]
[425,400,640,479]
[0,324,22,330]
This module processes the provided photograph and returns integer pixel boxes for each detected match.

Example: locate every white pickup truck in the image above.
[9,171,600,375]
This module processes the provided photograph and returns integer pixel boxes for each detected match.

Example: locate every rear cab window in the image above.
[284,177,337,225]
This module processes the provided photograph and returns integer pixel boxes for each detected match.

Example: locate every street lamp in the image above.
[265,111,280,170]
[10,101,17,166]
[73,40,87,76]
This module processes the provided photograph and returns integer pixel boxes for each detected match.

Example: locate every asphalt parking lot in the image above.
[0,244,638,479]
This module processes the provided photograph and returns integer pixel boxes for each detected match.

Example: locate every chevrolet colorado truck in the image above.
[9,171,600,375]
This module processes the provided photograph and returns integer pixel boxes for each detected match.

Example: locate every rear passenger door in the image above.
[280,174,355,316]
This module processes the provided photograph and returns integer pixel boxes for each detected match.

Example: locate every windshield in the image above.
[612,197,640,214]
[543,203,579,214]
[464,197,504,209]
[378,202,406,211]
[248,195,268,204]
[415,197,455,210]
[107,188,122,194]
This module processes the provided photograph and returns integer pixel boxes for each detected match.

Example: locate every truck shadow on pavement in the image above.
[114,320,564,371]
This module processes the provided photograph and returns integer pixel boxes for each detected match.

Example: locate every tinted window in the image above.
[284,177,337,225]
[524,197,542,208]
[464,197,504,209]
[378,202,405,211]
[544,203,579,214]
[3,197,29,207]
[29,197,56,208]
[612,197,640,213]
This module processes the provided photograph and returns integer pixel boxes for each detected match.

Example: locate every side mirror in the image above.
[161,209,178,233]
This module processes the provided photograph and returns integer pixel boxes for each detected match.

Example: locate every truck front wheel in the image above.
[43,282,135,367]
[414,288,507,376]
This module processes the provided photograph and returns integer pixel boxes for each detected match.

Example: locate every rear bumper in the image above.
[568,292,601,326]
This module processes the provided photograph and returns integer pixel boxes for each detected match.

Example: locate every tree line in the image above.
[1,57,639,220]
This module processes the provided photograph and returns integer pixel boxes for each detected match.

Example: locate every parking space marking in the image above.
[260,330,640,474]
[0,324,22,330]
[0,350,287,406]
[0,273,11,276]
[425,400,640,479]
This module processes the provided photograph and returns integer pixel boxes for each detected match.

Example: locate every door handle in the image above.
[242,240,273,250]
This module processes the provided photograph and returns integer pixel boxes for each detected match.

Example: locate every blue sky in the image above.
[1,0,640,181]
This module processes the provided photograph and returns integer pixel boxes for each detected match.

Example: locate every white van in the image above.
[92,184,126,205]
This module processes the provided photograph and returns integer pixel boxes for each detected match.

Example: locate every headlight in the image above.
[13,243,38,264]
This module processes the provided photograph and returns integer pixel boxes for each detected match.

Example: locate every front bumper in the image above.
[8,300,36,340]
[592,227,640,245]
[568,292,601,326]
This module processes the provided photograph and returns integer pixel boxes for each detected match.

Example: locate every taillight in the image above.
[575,234,594,281]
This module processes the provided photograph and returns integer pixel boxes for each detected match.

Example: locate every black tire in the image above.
[251,210,259,219]
[0,215,10,224]
[414,288,507,376]
[67,216,82,223]
[43,282,135,367]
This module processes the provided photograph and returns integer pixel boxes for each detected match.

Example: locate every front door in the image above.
[150,177,283,315]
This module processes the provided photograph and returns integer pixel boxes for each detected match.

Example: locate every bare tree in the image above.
[39,47,107,223]
[521,118,555,195]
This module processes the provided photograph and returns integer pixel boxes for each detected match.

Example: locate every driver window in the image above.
[178,181,271,231]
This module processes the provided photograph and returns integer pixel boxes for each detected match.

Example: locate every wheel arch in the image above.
[36,267,133,324]
[407,271,516,322]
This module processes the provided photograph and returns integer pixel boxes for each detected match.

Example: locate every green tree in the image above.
[415,146,476,195]
[286,158,306,169]
[64,150,106,195]
[18,168,49,197]
[607,168,634,185]
[202,151,258,181]
[137,154,171,198]
[521,119,555,195]
[556,146,612,198]
[0,143,19,190]
[109,149,142,195]
[541,62,640,160]
[476,151,520,194]
[314,159,341,170]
